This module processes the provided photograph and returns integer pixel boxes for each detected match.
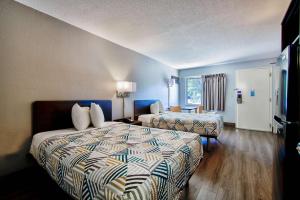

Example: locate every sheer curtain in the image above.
[202,73,226,111]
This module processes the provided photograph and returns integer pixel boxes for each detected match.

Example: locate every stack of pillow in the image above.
[71,103,105,131]
[150,101,164,114]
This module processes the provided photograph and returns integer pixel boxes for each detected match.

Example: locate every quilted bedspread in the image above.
[145,112,223,137]
[32,123,203,200]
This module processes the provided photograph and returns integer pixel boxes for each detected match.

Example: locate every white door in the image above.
[236,67,272,131]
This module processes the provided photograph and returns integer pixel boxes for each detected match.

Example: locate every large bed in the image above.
[30,100,203,200]
[134,100,223,139]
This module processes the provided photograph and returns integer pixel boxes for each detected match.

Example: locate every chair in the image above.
[170,106,182,112]
[197,105,204,113]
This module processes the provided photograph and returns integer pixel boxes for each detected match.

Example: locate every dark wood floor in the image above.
[0,127,278,200]
[186,127,278,200]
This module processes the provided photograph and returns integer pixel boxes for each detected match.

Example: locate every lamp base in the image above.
[116,91,130,98]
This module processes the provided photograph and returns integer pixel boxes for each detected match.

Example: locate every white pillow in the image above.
[150,102,160,114]
[71,103,90,130]
[90,103,105,128]
[158,101,164,113]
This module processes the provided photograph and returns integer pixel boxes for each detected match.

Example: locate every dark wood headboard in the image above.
[32,100,112,135]
[134,99,158,119]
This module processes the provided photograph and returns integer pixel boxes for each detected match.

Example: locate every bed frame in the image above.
[32,100,112,135]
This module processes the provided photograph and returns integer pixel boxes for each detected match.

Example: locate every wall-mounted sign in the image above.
[250,89,255,97]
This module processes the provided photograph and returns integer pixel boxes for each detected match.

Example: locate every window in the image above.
[186,77,202,105]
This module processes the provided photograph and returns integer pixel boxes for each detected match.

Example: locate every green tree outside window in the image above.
[186,78,202,105]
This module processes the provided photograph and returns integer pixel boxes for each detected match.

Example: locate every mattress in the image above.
[30,122,203,200]
[138,112,223,137]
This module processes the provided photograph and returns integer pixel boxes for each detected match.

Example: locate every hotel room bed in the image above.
[138,111,223,137]
[135,100,223,138]
[30,100,203,200]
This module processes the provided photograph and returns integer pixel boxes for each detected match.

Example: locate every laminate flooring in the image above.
[186,127,277,200]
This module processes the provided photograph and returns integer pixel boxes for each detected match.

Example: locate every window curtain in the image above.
[202,73,226,111]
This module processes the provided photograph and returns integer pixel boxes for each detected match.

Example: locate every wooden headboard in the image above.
[32,100,112,135]
[134,99,158,119]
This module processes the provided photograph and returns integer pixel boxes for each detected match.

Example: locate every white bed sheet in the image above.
[138,114,158,124]
[30,122,118,159]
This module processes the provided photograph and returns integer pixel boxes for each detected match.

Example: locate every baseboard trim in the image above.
[224,122,235,127]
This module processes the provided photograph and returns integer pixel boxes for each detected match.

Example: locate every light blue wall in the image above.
[179,58,277,123]
[122,58,178,119]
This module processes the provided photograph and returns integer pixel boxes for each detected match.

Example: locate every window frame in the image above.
[185,76,203,106]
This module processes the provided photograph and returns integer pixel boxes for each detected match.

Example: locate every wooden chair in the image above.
[197,105,204,113]
[170,106,182,112]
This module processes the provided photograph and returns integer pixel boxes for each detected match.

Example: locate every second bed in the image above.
[135,100,223,139]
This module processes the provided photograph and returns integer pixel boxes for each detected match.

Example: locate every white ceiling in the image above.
[16,0,290,69]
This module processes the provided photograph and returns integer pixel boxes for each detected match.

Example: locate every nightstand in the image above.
[114,118,142,126]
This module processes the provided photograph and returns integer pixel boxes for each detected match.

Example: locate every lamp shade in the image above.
[116,81,136,92]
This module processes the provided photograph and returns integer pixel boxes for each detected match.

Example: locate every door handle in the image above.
[274,116,299,125]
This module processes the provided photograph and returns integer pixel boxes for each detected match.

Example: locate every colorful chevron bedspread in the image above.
[31,123,203,200]
[143,112,223,137]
